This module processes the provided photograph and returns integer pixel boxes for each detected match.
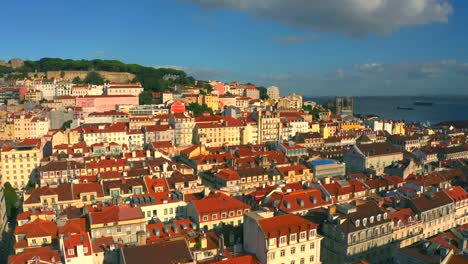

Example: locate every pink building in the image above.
[76,95,138,115]
[213,84,225,96]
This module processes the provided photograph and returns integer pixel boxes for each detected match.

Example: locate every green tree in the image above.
[139,91,154,105]
[303,105,321,120]
[62,120,73,130]
[83,71,104,85]
[72,76,82,84]
[3,182,19,219]
[258,86,269,100]
[187,103,214,117]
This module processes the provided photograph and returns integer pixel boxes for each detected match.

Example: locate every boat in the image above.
[413,101,434,106]
[397,106,414,110]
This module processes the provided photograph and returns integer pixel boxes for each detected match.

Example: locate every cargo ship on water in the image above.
[413,101,434,106]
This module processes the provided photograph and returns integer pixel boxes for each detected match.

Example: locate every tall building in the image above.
[321,201,393,264]
[0,139,42,190]
[267,86,280,100]
[335,97,353,116]
[243,211,322,264]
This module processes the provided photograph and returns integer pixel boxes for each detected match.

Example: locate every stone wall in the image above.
[47,70,136,83]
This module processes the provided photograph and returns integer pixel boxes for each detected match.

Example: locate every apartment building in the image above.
[194,116,244,147]
[87,203,146,245]
[14,218,58,253]
[169,113,195,147]
[186,192,251,231]
[13,113,50,140]
[251,111,281,144]
[131,192,187,223]
[408,191,455,239]
[244,211,322,264]
[0,139,42,190]
[444,186,468,226]
[388,207,424,249]
[344,142,403,174]
[321,201,394,264]
[105,82,144,97]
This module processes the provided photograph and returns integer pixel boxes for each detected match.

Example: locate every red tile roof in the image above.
[63,232,92,258]
[258,214,317,239]
[88,204,144,225]
[444,186,468,202]
[8,247,61,264]
[191,192,250,217]
[15,218,58,239]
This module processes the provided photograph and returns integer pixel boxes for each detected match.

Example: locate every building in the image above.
[321,201,393,264]
[194,116,244,147]
[14,218,58,253]
[75,95,139,115]
[59,232,93,264]
[0,139,42,190]
[309,159,346,180]
[267,86,280,100]
[408,191,455,239]
[444,186,468,226]
[243,211,322,264]
[344,142,403,174]
[119,239,193,264]
[186,192,251,231]
[388,207,424,249]
[130,192,187,223]
[334,97,353,116]
[169,113,195,147]
[105,82,144,97]
[87,204,146,245]
[12,113,50,140]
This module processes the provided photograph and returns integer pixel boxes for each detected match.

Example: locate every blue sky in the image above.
[2,0,467,96]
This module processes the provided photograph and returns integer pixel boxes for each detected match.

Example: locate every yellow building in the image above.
[0,139,42,190]
[13,113,50,140]
[393,122,406,135]
[340,121,364,131]
[202,94,219,111]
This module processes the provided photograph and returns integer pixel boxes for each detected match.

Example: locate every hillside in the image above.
[3,58,197,92]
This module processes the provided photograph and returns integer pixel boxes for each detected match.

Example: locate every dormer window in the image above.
[370,216,374,224]
[290,234,297,243]
[212,214,218,220]
[355,219,360,227]
[309,229,315,237]
[377,214,381,221]
[280,236,286,244]
[383,213,388,220]
[68,249,75,255]
[408,216,412,223]
[269,238,276,246]
[362,218,367,226]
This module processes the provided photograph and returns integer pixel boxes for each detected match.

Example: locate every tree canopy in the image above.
[258,86,269,100]
[83,71,105,85]
[3,182,19,219]
[16,58,197,92]
[139,91,154,105]
[187,103,214,117]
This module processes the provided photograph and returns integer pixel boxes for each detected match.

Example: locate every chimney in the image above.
[132,151,136,158]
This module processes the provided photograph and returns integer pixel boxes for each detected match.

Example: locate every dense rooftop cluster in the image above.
[0,75,467,264]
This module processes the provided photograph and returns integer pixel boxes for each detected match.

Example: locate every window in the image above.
[291,247,296,255]
[280,250,285,257]
[83,247,88,253]
[290,234,297,242]
[300,231,306,240]
[68,249,75,255]
[270,252,275,260]
[117,227,122,233]
[310,242,315,249]
[300,258,305,264]
[229,211,235,217]
[221,212,227,218]
[31,238,37,245]
[280,236,286,244]
[309,255,314,263]
[309,230,315,237]
[301,245,306,252]
[42,237,47,243]
[212,214,218,220]
[269,238,276,246]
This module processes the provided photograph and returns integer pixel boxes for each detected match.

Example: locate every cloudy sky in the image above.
[2,0,467,95]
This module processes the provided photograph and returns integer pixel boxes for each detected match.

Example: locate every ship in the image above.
[396,106,414,110]
[413,101,434,106]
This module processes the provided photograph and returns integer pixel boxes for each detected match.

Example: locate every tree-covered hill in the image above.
[15,58,197,92]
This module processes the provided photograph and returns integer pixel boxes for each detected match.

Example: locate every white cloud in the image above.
[183,0,453,36]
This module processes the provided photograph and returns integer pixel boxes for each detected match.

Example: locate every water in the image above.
[306,96,468,124]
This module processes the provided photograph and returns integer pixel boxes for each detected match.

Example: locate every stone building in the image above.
[321,201,394,264]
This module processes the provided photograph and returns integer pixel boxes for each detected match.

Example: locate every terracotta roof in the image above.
[444,186,468,202]
[91,236,116,253]
[15,218,58,239]
[58,218,87,235]
[8,247,61,264]
[88,204,144,225]
[258,213,317,239]
[120,239,193,264]
[411,191,454,212]
[24,184,73,205]
[191,192,250,215]
[63,232,92,258]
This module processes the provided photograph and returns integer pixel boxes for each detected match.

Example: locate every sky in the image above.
[1,0,468,96]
